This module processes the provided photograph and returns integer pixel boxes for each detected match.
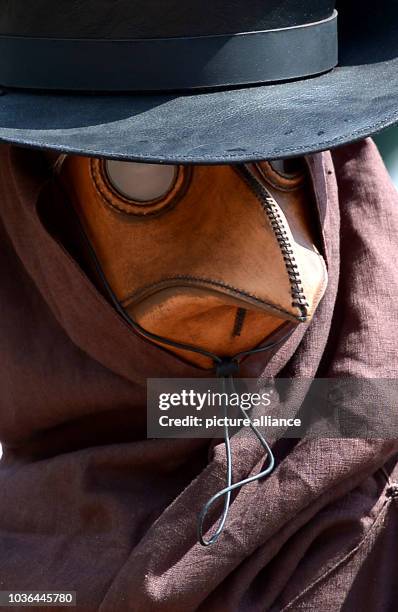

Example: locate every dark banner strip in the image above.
[0,12,338,92]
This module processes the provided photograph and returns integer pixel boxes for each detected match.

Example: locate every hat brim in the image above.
[0,10,397,164]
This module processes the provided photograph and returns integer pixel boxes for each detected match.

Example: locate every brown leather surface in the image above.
[60,156,327,367]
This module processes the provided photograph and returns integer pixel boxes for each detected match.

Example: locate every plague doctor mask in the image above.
[57,156,328,370]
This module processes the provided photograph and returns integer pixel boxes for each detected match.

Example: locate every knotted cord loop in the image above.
[198,374,233,547]
[198,368,277,546]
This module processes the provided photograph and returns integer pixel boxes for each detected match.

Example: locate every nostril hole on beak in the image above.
[232,308,247,338]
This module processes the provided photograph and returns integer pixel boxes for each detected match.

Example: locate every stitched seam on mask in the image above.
[120,275,301,320]
[235,165,309,321]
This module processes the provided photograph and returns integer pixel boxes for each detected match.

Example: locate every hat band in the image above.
[0,11,338,92]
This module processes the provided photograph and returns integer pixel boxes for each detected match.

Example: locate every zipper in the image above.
[235,164,309,322]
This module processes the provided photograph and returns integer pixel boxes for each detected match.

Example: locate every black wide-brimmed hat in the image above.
[0,0,397,164]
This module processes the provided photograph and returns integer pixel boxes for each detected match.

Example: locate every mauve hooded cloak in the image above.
[0,138,398,611]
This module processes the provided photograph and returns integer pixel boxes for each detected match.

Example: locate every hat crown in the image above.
[0,0,335,39]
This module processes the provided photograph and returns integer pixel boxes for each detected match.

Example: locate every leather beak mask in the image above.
[60,156,328,368]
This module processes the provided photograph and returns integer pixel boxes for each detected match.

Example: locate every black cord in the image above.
[197,375,278,546]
